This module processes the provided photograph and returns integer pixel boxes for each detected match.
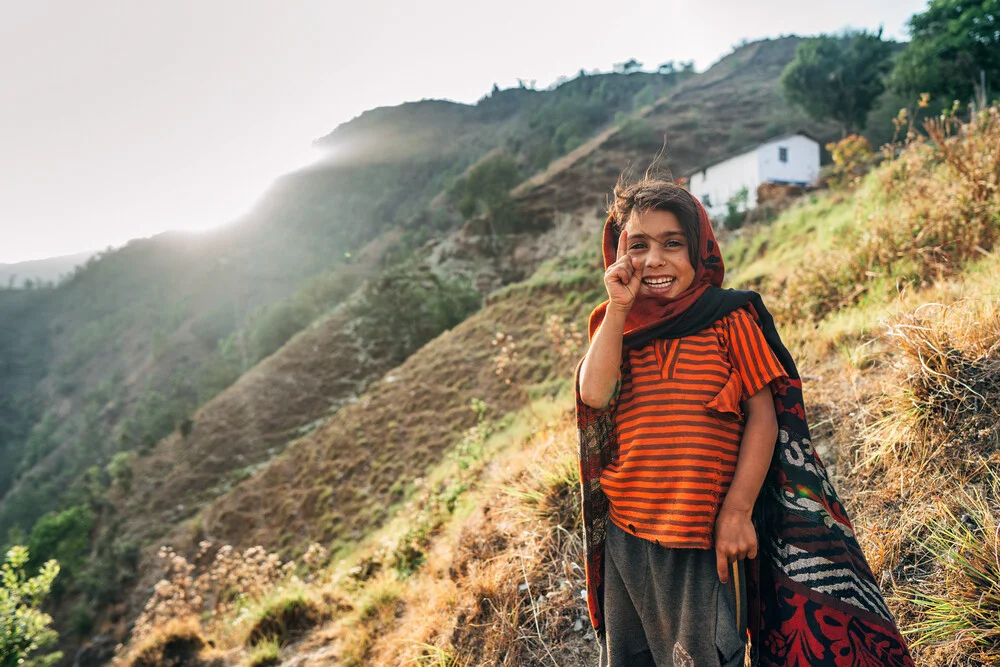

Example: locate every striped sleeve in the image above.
[725,308,788,401]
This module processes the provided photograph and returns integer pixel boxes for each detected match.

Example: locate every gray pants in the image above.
[600,521,746,667]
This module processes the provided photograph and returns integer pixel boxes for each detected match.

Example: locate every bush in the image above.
[0,546,61,667]
[454,155,525,233]
[106,451,135,493]
[26,505,92,590]
[825,134,874,190]
[616,117,663,152]
[349,270,481,365]
[723,187,750,230]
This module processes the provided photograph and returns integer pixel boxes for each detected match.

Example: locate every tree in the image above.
[780,30,893,136]
[614,58,643,73]
[349,270,481,365]
[891,0,1000,104]
[657,61,676,74]
[0,546,61,667]
[456,155,523,232]
[27,505,92,590]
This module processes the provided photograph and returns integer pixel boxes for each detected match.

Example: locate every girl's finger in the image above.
[716,549,729,583]
[617,229,629,262]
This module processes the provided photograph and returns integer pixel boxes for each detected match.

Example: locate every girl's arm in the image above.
[714,387,778,582]
[579,229,643,409]
[578,304,628,408]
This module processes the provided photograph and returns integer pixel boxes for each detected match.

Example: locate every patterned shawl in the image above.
[575,203,913,666]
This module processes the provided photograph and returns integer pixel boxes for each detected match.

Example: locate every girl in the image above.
[575,177,913,666]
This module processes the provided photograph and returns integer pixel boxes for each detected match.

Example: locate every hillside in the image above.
[0,63,691,548]
[0,40,836,656]
[0,35,938,666]
[107,103,1000,666]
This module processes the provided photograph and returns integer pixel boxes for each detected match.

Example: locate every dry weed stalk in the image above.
[117,540,328,662]
[545,314,585,362]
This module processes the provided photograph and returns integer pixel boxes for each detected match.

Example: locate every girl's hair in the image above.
[607,175,702,269]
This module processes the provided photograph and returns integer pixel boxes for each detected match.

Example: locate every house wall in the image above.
[687,150,760,218]
[757,134,820,186]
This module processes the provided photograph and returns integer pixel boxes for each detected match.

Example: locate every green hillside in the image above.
[0,65,693,544]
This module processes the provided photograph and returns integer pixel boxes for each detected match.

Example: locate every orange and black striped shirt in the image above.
[601,306,788,548]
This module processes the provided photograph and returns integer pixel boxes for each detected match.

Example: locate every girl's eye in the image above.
[629,243,646,250]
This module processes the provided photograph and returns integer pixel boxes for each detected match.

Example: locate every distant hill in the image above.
[0,250,101,287]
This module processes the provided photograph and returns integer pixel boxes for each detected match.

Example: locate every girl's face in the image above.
[622,208,696,299]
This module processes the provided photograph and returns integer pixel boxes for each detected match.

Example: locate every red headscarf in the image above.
[587,195,725,341]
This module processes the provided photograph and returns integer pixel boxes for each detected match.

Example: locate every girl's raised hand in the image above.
[604,229,643,311]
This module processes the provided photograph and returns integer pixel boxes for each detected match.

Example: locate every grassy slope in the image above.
[117,173,1000,666]
[101,37,993,664]
[1,66,679,539]
[277,116,998,664]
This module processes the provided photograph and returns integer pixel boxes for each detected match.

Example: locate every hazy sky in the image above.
[0,0,927,264]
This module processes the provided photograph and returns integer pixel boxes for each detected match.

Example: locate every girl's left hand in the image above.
[714,506,757,583]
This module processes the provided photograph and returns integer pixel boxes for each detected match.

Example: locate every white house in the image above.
[686,132,821,218]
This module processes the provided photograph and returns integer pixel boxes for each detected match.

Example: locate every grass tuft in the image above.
[244,590,325,647]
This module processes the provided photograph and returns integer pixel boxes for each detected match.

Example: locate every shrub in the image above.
[349,270,481,365]
[0,546,61,667]
[825,134,874,190]
[723,187,750,230]
[454,154,525,232]
[122,542,297,656]
[778,104,1000,321]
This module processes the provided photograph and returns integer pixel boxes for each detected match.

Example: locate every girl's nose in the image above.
[647,248,667,267]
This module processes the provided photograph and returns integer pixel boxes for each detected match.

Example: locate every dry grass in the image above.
[113,541,341,666]
[903,473,1000,664]
[359,414,597,667]
[338,574,405,667]
[243,638,280,667]
[838,296,1000,666]
[857,299,1000,474]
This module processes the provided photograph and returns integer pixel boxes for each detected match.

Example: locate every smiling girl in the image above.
[575,177,912,666]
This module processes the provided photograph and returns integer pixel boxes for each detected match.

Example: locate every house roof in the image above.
[683,130,821,178]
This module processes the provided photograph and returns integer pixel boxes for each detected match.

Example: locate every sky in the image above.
[0,0,929,264]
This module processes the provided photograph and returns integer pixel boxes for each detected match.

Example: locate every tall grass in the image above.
[847,296,1000,666]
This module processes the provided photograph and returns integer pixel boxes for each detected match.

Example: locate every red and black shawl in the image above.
[575,204,913,666]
